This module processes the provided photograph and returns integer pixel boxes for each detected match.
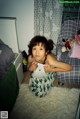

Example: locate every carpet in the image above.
[9,84,80,119]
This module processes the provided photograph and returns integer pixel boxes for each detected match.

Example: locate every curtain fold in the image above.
[34,0,63,45]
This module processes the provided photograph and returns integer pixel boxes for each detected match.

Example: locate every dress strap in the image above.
[43,55,47,64]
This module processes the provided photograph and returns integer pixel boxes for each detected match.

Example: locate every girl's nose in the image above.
[36,50,39,54]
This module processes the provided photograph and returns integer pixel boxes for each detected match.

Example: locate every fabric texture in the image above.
[56,20,80,85]
[29,62,56,97]
[58,53,80,84]
[0,63,19,113]
[34,0,63,55]
[0,40,15,79]
[70,42,80,58]
[31,63,46,78]
[29,68,56,97]
[29,72,55,97]
[56,20,80,46]
[75,34,80,45]
[10,84,80,119]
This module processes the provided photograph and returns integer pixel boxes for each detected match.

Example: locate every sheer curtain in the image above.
[34,0,63,45]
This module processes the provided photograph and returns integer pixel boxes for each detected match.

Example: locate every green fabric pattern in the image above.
[29,72,56,97]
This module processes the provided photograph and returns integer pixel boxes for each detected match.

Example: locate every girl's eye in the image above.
[40,48,43,50]
[33,47,36,50]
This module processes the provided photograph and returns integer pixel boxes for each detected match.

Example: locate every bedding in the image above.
[58,52,80,84]
[69,41,80,58]
[0,39,19,114]
[0,63,19,113]
[57,20,80,43]
[56,20,80,85]
[75,34,80,45]
[0,39,15,79]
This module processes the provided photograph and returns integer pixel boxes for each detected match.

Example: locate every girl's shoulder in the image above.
[28,55,34,62]
[45,53,57,64]
[47,53,57,59]
[28,55,32,60]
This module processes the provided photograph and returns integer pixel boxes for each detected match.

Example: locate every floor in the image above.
[9,83,80,119]
[21,71,31,84]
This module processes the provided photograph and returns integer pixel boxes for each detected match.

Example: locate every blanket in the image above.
[0,63,19,113]
[10,84,80,119]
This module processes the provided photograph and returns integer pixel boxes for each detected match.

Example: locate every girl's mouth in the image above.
[35,55,40,58]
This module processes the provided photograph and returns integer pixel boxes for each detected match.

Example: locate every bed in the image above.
[0,39,19,113]
[56,20,80,88]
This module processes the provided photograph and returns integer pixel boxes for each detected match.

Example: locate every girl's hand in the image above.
[29,62,37,71]
[44,64,52,72]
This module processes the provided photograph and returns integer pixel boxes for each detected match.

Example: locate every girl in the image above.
[27,35,72,97]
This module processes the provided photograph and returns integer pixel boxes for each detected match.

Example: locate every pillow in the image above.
[75,34,80,45]
[0,40,15,79]
[69,42,80,58]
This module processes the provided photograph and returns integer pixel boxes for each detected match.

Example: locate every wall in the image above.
[0,0,34,53]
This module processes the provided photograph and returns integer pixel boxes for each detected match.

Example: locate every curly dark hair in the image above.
[28,35,54,55]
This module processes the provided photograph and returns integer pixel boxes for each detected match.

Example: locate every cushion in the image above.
[75,34,80,45]
[70,42,80,58]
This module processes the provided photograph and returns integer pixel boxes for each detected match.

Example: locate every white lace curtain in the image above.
[34,0,63,44]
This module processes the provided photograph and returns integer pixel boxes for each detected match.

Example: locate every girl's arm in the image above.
[44,63,72,72]
[27,55,37,72]
[44,54,72,72]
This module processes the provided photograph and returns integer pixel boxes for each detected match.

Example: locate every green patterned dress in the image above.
[29,63,56,97]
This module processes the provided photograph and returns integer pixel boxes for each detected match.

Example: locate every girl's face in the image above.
[32,43,47,63]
